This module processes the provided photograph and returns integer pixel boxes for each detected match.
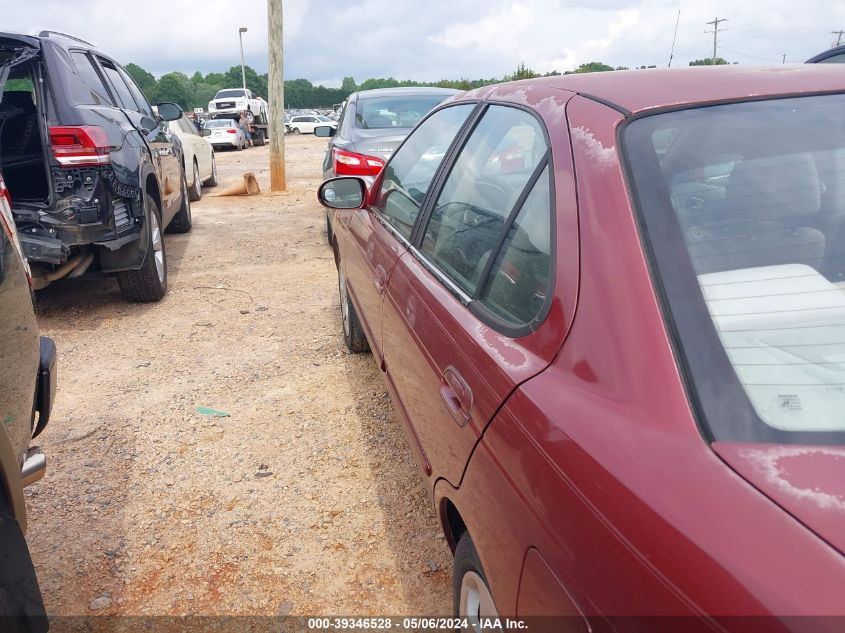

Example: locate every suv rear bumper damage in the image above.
[14,164,146,280]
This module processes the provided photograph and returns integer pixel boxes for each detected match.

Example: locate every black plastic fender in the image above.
[98,164,158,273]
[0,485,47,631]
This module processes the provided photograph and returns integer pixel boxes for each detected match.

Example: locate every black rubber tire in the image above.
[116,197,167,303]
[326,212,334,245]
[0,490,48,632]
[205,153,218,187]
[254,129,266,147]
[168,172,193,234]
[291,127,301,135]
[452,533,493,618]
[188,160,201,202]
[338,265,369,353]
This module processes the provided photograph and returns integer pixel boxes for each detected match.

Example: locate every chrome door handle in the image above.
[440,367,473,427]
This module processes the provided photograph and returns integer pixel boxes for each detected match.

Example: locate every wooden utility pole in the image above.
[704,17,728,65]
[268,0,286,191]
[833,30,845,46]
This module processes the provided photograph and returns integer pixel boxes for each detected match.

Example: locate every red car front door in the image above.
[338,104,476,365]
[382,99,577,486]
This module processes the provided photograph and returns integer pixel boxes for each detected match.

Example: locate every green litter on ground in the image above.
[196,406,230,418]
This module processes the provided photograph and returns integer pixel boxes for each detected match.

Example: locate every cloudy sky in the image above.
[3,1,844,85]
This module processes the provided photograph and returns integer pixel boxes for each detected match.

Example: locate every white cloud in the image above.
[582,9,641,54]
[428,3,536,51]
[2,0,844,81]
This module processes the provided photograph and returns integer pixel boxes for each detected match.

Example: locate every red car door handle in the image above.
[373,265,387,294]
[440,367,472,427]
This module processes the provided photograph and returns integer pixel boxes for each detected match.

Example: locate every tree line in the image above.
[125,58,732,111]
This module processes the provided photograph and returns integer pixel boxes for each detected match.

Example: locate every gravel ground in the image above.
[24,135,453,617]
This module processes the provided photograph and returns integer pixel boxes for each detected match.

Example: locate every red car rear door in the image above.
[382,96,578,486]
[338,104,476,365]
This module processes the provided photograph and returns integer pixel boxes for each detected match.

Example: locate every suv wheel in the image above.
[291,127,301,135]
[338,265,369,353]
[117,196,167,302]
[245,110,255,125]
[206,153,218,187]
[453,534,498,628]
[188,161,202,202]
[168,172,193,234]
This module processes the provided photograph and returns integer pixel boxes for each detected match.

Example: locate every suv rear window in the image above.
[70,52,113,106]
[624,94,845,445]
[99,59,138,111]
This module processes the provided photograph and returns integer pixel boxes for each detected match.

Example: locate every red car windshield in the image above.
[623,93,845,445]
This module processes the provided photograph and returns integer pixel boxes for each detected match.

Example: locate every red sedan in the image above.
[318,66,845,628]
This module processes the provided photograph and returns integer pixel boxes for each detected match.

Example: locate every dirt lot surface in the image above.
[25,135,453,617]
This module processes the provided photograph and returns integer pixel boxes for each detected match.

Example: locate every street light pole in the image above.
[238,27,248,91]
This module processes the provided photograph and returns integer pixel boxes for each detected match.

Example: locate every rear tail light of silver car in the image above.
[49,125,113,167]
[334,148,386,177]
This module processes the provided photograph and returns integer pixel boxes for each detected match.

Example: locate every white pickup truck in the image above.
[207,88,267,124]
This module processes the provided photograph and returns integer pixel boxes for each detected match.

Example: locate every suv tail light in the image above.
[334,148,386,177]
[226,129,238,134]
[49,126,112,167]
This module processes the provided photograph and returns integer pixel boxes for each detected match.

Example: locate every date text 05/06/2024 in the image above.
[306,617,528,630]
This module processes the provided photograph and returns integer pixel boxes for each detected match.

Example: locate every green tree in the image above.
[222,65,268,98]
[125,63,156,92]
[341,76,357,93]
[155,72,193,110]
[571,62,615,74]
[508,62,539,80]
[689,57,729,66]
[191,83,221,110]
[190,71,204,85]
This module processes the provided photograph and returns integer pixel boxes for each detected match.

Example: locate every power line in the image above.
[717,44,783,63]
[704,17,728,64]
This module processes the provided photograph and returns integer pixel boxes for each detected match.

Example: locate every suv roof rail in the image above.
[38,30,96,47]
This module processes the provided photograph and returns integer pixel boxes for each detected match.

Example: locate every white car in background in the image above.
[289,115,338,135]
[203,118,248,152]
[168,114,218,201]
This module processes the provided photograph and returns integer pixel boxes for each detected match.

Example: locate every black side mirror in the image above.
[201,128,211,137]
[315,125,336,138]
[157,102,183,122]
[318,177,366,209]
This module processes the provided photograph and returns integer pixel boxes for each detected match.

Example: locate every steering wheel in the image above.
[474,179,512,210]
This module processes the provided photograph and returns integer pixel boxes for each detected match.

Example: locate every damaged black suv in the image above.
[0,30,191,302]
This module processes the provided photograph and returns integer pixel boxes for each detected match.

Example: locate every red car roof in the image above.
[478,65,845,115]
